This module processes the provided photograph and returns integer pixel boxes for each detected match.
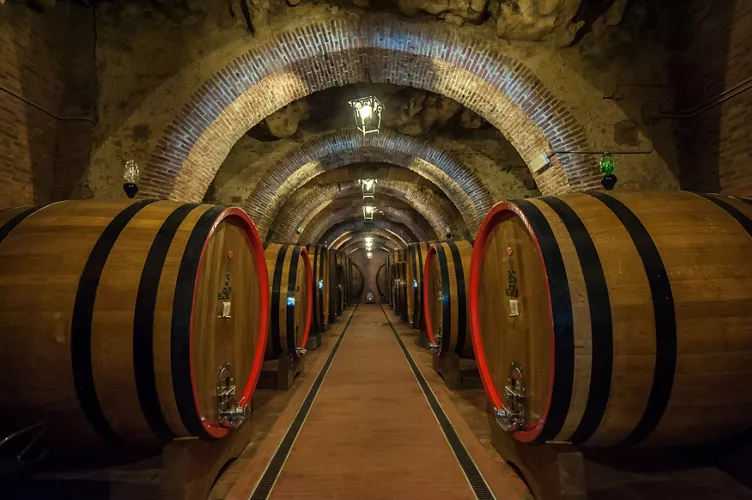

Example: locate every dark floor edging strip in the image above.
[249,305,359,500]
[380,306,495,500]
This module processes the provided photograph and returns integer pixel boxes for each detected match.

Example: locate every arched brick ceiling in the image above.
[341,235,395,255]
[239,130,490,238]
[272,179,464,242]
[322,220,415,248]
[332,229,407,252]
[303,163,436,187]
[300,205,435,245]
[139,17,596,212]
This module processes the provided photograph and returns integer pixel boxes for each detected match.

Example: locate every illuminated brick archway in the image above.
[140,17,594,218]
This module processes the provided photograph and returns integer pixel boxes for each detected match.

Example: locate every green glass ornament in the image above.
[599,153,615,175]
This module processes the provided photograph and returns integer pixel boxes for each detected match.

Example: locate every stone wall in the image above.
[670,1,752,196]
[0,2,96,209]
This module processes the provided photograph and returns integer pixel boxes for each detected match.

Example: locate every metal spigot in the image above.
[216,362,248,430]
[493,362,527,433]
[493,405,522,432]
[428,343,440,353]
[219,405,247,429]
[296,347,308,355]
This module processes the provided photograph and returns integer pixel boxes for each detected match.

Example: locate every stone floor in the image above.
[215,303,531,500]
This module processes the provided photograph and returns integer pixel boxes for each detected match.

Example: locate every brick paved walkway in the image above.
[269,304,476,499]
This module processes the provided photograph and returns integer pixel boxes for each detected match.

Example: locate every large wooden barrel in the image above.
[343,254,351,309]
[351,261,365,300]
[398,261,408,321]
[376,263,387,301]
[423,240,474,357]
[469,192,752,448]
[390,249,407,318]
[329,250,345,321]
[406,242,431,329]
[306,244,330,333]
[264,244,312,359]
[0,200,269,454]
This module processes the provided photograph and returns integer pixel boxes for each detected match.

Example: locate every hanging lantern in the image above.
[599,153,617,190]
[123,160,140,199]
[349,96,384,136]
[363,205,375,220]
[359,178,377,199]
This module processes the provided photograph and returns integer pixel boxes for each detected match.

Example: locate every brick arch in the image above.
[322,220,416,248]
[331,230,407,251]
[141,16,594,217]
[242,130,488,238]
[332,228,408,250]
[301,205,435,245]
[272,178,463,242]
[341,235,398,254]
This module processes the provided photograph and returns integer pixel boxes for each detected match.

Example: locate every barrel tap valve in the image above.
[216,362,248,429]
[493,362,527,433]
[429,330,442,353]
[296,347,308,355]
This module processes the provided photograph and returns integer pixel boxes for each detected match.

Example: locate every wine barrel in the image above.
[351,262,365,300]
[344,254,351,309]
[391,249,407,317]
[0,200,269,453]
[398,261,408,321]
[306,244,330,333]
[469,192,752,448]
[376,263,387,301]
[423,240,474,358]
[328,250,343,323]
[264,244,313,359]
[406,242,431,329]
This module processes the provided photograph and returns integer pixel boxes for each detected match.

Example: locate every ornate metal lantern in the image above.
[349,96,384,136]
[359,178,377,199]
[362,205,375,220]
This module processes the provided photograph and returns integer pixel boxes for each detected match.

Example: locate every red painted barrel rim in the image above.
[298,246,313,356]
[422,244,440,352]
[468,201,554,443]
[189,207,269,439]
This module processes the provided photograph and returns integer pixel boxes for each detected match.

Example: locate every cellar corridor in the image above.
[220,304,527,500]
[3,2,752,499]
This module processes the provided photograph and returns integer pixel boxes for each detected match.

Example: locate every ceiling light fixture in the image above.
[363,205,375,220]
[359,178,377,199]
[349,96,384,136]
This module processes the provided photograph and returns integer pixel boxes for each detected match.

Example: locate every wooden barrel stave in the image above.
[265,244,313,359]
[470,191,752,449]
[0,200,268,453]
[423,240,474,358]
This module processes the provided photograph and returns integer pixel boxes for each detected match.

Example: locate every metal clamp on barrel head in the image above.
[216,362,248,429]
[493,362,527,432]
